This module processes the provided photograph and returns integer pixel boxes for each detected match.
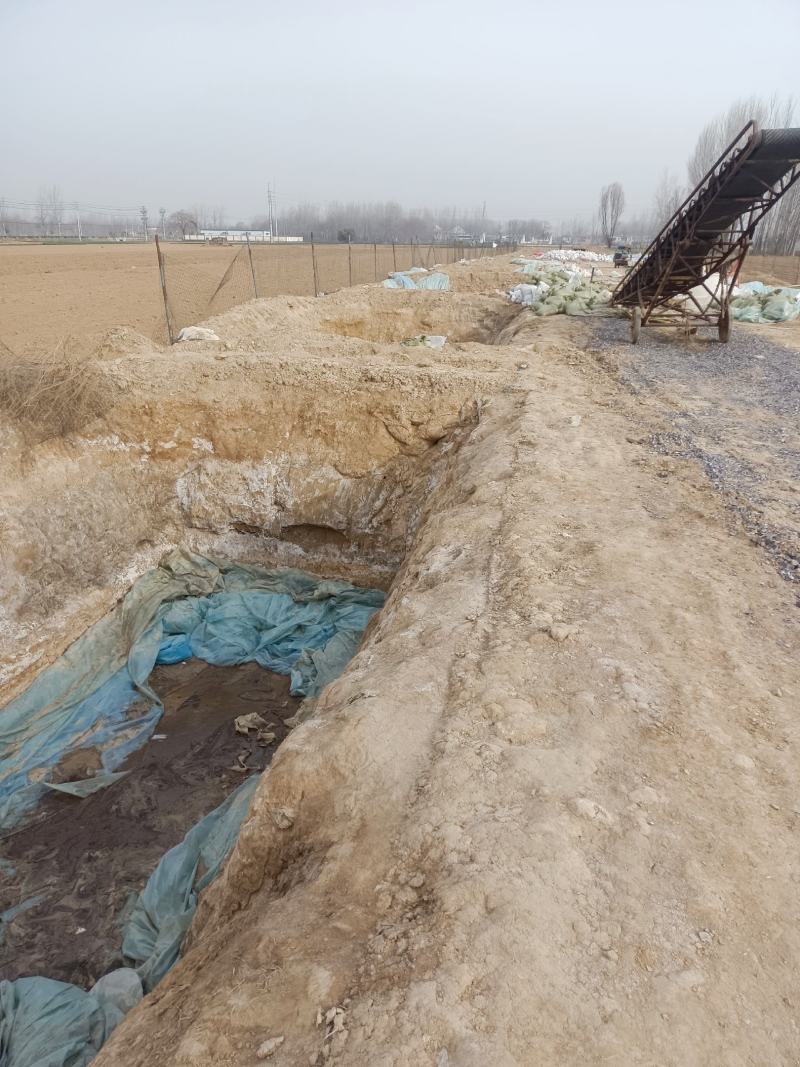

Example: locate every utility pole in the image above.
[140,205,149,241]
[267,183,275,242]
[74,202,82,241]
[159,207,166,239]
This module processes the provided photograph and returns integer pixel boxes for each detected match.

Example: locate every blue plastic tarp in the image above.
[0,549,384,831]
[0,978,117,1067]
[383,271,450,291]
[0,969,142,1067]
[122,773,260,991]
[0,778,261,1066]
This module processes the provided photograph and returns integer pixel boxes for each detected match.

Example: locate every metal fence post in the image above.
[392,241,397,271]
[154,234,175,345]
[311,231,319,296]
[246,234,259,298]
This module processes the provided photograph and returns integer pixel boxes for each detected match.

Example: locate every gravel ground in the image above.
[589,315,800,583]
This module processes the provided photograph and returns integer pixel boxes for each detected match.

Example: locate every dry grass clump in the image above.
[0,338,112,441]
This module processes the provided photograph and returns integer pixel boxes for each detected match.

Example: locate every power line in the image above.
[0,196,143,216]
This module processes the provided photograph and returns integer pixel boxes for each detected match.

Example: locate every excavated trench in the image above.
[0,350,498,1060]
[320,298,520,345]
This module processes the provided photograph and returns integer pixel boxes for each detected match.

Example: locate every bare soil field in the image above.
[0,243,168,352]
[2,255,799,1066]
[0,241,472,353]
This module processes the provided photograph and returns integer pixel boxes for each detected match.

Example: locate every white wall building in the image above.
[184,230,303,243]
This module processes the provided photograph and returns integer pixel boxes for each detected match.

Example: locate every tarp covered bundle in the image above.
[0,548,384,831]
[383,271,450,290]
[731,280,800,322]
[0,549,384,1066]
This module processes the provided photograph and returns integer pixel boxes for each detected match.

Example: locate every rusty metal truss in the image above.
[612,122,800,343]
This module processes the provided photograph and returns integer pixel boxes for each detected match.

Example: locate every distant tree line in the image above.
[242,202,550,244]
[0,196,550,244]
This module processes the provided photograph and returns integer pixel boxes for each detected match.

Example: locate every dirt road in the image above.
[591,317,800,581]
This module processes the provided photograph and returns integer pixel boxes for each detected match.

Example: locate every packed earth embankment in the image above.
[2,256,799,1065]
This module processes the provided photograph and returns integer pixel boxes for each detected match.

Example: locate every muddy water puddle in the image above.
[0,660,300,987]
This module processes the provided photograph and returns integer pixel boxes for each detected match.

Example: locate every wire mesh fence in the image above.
[742,252,800,287]
[0,240,796,357]
[154,239,510,343]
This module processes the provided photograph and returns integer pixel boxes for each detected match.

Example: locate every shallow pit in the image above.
[320,301,520,345]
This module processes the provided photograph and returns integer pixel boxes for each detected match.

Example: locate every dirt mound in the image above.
[90,326,165,360]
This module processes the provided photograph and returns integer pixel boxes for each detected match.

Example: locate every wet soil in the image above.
[0,660,301,988]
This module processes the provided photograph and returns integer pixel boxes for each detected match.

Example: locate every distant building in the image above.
[184,229,303,243]
[433,224,477,243]
[448,225,474,241]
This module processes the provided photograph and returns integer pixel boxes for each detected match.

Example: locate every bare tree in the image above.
[168,210,198,237]
[208,205,226,229]
[36,189,49,235]
[622,213,654,243]
[687,95,799,254]
[598,183,625,246]
[191,204,210,230]
[46,186,64,236]
[653,170,684,232]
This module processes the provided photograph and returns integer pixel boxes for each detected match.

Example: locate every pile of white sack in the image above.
[542,249,614,263]
[507,264,612,316]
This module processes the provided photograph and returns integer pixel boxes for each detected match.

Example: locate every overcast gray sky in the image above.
[1,0,798,226]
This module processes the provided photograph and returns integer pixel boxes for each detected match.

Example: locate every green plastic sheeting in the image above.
[0,549,384,830]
